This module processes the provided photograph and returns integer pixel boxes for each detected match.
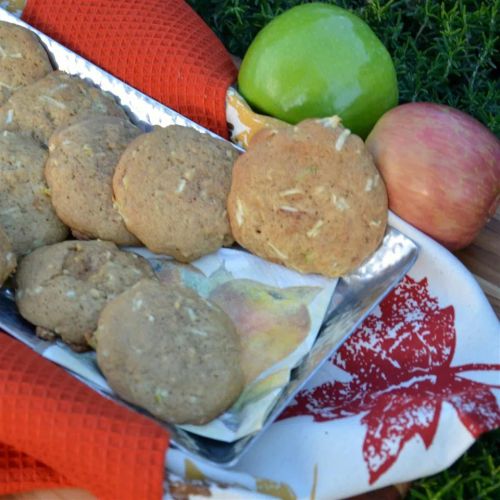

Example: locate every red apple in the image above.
[366,103,500,250]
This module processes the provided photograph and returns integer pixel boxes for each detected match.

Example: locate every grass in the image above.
[408,429,499,500]
[188,1,500,497]
[188,0,499,135]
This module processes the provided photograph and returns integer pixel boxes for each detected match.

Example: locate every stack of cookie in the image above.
[0,20,388,279]
[15,241,245,425]
[0,20,388,426]
[0,21,245,425]
[0,21,128,270]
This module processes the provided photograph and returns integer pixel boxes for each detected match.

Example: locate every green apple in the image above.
[238,2,398,138]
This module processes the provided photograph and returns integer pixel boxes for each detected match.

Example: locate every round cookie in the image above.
[0,21,52,106]
[45,117,142,245]
[0,225,16,286]
[0,70,127,145]
[0,130,68,255]
[15,240,155,351]
[95,278,245,425]
[227,119,388,277]
[113,125,239,262]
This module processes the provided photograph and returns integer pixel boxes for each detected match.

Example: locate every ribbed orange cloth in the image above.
[0,334,169,498]
[0,2,238,495]
[22,0,237,138]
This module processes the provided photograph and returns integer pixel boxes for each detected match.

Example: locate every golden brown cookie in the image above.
[0,70,126,144]
[45,117,142,245]
[0,130,68,255]
[113,125,239,262]
[95,278,245,425]
[0,21,52,106]
[15,240,155,351]
[227,119,388,277]
[0,224,16,286]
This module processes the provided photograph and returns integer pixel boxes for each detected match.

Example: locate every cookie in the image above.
[45,117,142,245]
[15,240,155,351]
[113,125,239,262]
[95,278,244,425]
[0,21,52,106]
[227,119,388,277]
[0,130,68,255]
[0,225,16,286]
[0,70,126,144]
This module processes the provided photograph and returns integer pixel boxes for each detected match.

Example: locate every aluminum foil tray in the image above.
[0,8,419,466]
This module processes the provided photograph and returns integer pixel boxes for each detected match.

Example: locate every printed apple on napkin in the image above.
[147,249,337,441]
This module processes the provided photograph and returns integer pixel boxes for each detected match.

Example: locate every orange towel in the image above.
[22,0,238,138]
[0,334,169,499]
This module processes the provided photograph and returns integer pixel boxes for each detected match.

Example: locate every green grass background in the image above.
[188,1,499,498]
[189,0,499,135]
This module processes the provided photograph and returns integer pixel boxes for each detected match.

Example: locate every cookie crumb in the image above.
[279,188,303,197]
[5,109,13,124]
[176,178,187,194]
[331,194,350,211]
[39,95,67,109]
[235,198,245,226]
[267,241,288,260]
[279,205,299,213]
[307,220,325,238]
[335,128,351,151]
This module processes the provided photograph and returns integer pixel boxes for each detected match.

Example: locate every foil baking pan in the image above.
[0,8,419,466]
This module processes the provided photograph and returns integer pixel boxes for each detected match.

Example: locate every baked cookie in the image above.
[0,70,126,144]
[227,119,388,277]
[95,278,244,425]
[15,240,155,351]
[0,21,52,106]
[0,130,68,255]
[113,125,239,262]
[45,117,142,245]
[0,225,16,286]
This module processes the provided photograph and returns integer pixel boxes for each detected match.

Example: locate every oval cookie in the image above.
[227,119,388,277]
[95,278,245,424]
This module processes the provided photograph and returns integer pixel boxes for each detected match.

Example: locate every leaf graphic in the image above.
[281,276,500,484]
[280,380,361,421]
[362,392,440,482]
[443,377,500,436]
[334,278,456,386]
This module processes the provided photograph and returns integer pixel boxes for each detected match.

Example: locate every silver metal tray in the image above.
[0,8,419,466]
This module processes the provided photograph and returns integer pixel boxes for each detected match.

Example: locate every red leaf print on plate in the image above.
[281,276,500,484]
